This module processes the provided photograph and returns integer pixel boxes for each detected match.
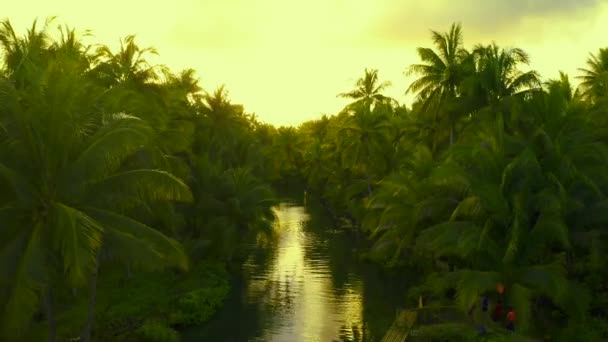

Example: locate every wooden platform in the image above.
[381,306,464,342]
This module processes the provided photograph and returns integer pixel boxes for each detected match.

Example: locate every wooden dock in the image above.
[381,306,464,342]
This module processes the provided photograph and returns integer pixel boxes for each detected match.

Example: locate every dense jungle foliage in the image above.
[1,18,607,341]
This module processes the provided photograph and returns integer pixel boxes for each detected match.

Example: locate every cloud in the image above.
[368,0,602,44]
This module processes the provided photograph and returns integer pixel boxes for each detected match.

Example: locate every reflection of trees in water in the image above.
[335,323,366,342]
[265,275,296,313]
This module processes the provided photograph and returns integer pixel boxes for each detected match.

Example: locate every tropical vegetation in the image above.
[1,17,608,341]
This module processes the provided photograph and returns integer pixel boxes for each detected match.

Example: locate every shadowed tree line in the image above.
[0,18,283,342]
[282,23,608,340]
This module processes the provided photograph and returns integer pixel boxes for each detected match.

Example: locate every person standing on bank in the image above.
[506,307,515,332]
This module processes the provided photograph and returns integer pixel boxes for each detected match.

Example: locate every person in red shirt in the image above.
[506,307,515,332]
[492,300,502,321]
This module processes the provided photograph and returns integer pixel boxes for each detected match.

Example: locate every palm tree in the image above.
[415,91,608,333]
[364,145,456,266]
[338,101,392,197]
[470,43,541,106]
[339,68,395,110]
[189,156,275,261]
[577,47,608,102]
[92,35,165,87]
[0,25,191,342]
[0,18,56,87]
[406,22,468,146]
[272,126,304,180]
[197,86,249,165]
[453,43,541,142]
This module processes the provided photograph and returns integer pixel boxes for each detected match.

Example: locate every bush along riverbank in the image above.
[21,260,230,342]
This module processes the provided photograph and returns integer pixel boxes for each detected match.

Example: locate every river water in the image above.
[182,201,409,342]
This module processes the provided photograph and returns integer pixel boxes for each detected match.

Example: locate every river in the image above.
[182,201,409,341]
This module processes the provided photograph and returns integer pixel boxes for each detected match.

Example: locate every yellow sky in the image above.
[5,0,608,126]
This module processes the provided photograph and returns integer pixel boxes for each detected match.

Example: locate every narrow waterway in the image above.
[182,201,409,341]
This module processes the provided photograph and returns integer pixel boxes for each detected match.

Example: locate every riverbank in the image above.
[20,260,230,342]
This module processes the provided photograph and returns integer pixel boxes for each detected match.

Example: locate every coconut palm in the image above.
[406,22,469,146]
[338,68,395,110]
[189,155,275,260]
[92,35,165,87]
[577,48,608,103]
[337,101,393,197]
[415,89,608,333]
[364,145,457,266]
[196,86,250,165]
[471,43,541,106]
[0,25,191,342]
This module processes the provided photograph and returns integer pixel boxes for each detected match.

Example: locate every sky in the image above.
[5,0,608,126]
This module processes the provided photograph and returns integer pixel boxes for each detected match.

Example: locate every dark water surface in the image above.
[182,201,409,341]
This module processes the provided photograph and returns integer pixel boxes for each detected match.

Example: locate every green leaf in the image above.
[2,223,46,339]
[529,213,570,250]
[65,125,149,186]
[49,202,103,286]
[417,221,482,258]
[516,263,566,300]
[454,270,502,310]
[85,208,188,271]
[0,162,35,205]
[85,169,193,209]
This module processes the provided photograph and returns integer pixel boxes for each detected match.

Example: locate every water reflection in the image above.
[182,202,408,342]
[244,204,363,341]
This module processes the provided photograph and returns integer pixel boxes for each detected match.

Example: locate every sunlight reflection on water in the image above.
[243,203,364,342]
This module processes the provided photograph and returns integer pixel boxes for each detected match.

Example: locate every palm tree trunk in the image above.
[43,286,56,342]
[431,107,440,154]
[83,254,100,342]
[449,121,454,146]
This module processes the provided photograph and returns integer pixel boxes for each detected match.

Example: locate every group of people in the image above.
[481,295,516,332]
[470,283,516,334]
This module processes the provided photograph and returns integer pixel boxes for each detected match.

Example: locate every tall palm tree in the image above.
[0,25,191,342]
[364,145,456,266]
[197,86,249,164]
[471,43,541,106]
[406,22,468,146]
[0,18,56,87]
[577,47,608,102]
[339,68,395,110]
[92,35,165,87]
[338,101,392,197]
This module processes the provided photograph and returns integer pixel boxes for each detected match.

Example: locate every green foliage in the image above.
[0,17,276,341]
[169,286,229,326]
[288,21,608,341]
[135,320,179,342]
[409,323,477,341]
[2,15,608,342]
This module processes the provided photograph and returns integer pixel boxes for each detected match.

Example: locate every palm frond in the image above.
[454,270,502,310]
[85,208,188,271]
[49,203,103,286]
[85,169,192,210]
[65,125,149,187]
[2,223,46,339]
